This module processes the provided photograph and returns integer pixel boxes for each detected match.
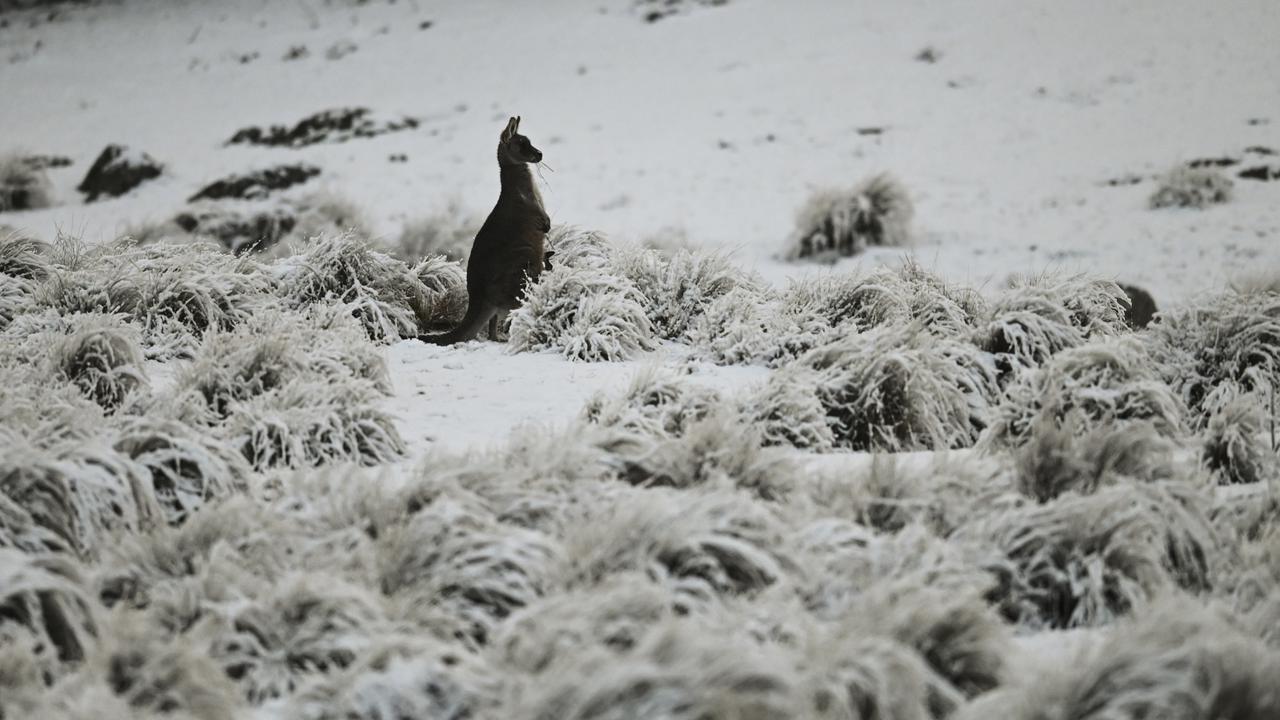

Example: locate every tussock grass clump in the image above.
[46,614,245,720]
[686,286,832,367]
[0,154,54,212]
[583,367,723,438]
[978,275,1128,381]
[278,232,430,343]
[791,262,985,336]
[1147,290,1280,427]
[958,481,1217,629]
[229,380,404,470]
[207,573,391,704]
[52,317,147,411]
[509,262,656,362]
[786,172,913,260]
[1149,166,1234,209]
[605,411,797,501]
[958,599,1280,720]
[986,337,1185,448]
[0,550,98,680]
[0,274,36,330]
[545,225,614,269]
[408,255,467,331]
[0,231,51,281]
[377,500,564,646]
[612,245,763,340]
[1012,419,1178,502]
[285,638,498,720]
[739,366,836,451]
[176,306,390,419]
[839,584,1012,702]
[1,436,161,558]
[392,201,481,263]
[1202,394,1278,485]
[803,323,998,451]
[113,418,251,526]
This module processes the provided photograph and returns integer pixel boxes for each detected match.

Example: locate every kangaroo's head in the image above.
[498,116,543,166]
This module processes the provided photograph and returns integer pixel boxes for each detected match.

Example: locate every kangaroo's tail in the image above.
[419,302,493,346]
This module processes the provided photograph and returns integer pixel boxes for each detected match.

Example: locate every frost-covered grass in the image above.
[3,230,1279,720]
[1149,166,1235,209]
[785,173,914,260]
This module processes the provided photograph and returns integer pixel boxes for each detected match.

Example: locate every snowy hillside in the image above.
[1,1,1279,718]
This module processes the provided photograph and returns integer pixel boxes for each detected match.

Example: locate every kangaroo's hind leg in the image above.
[488,309,510,340]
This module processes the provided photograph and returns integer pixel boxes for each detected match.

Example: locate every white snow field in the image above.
[1,1,1279,718]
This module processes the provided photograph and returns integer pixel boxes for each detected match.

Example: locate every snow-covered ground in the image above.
[4,0,1278,450]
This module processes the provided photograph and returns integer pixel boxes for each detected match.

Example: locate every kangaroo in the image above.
[420,116,550,345]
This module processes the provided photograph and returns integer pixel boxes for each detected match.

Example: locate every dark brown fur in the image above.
[420,116,550,344]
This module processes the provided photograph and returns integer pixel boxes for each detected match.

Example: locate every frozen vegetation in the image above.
[2,0,1280,718]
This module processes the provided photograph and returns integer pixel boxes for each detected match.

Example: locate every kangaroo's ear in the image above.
[501,117,518,142]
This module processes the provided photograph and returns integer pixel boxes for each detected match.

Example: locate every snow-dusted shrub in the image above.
[611,245,762,340]
[113,417,251,526]
[739,365,836,451]
[1148,166,1234,209]
[803,323,998,451]
[686,286,831,367]
[229,380,404,470]
[408,254,467,330]
[0,550,98,682]
[977,275,1128,380]
[0,230,51,281]
[1012,418,1177,502]
[959,481,1217,629]
[583,367,723,438]
[0,153,54,211]
[392,201,481,263]
[985,337,1185,448]
[278,232,428,342]
[508,262,655,362]
[52,317,147,411]
[1202,394,1277,485]
[285,638,498,720]
[957,599,1280,720]
[206,572,391,704]
[605,411,797,501]
[786,173,913,260]
[1147,290,1280,426]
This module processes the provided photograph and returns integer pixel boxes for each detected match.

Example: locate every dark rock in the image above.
[418,20,433,30]
[226,107,420,148]
[77,144,162,202]
[1186,157,1238,169]
[1104,173,1145,187]
[21,154,72,170]
[1245,146,1276,156]
[173,204,297,255]
[856,126,886,135]
[1239,165,1280,182]
[1118,283,1157,329]
[188,164,320,202]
